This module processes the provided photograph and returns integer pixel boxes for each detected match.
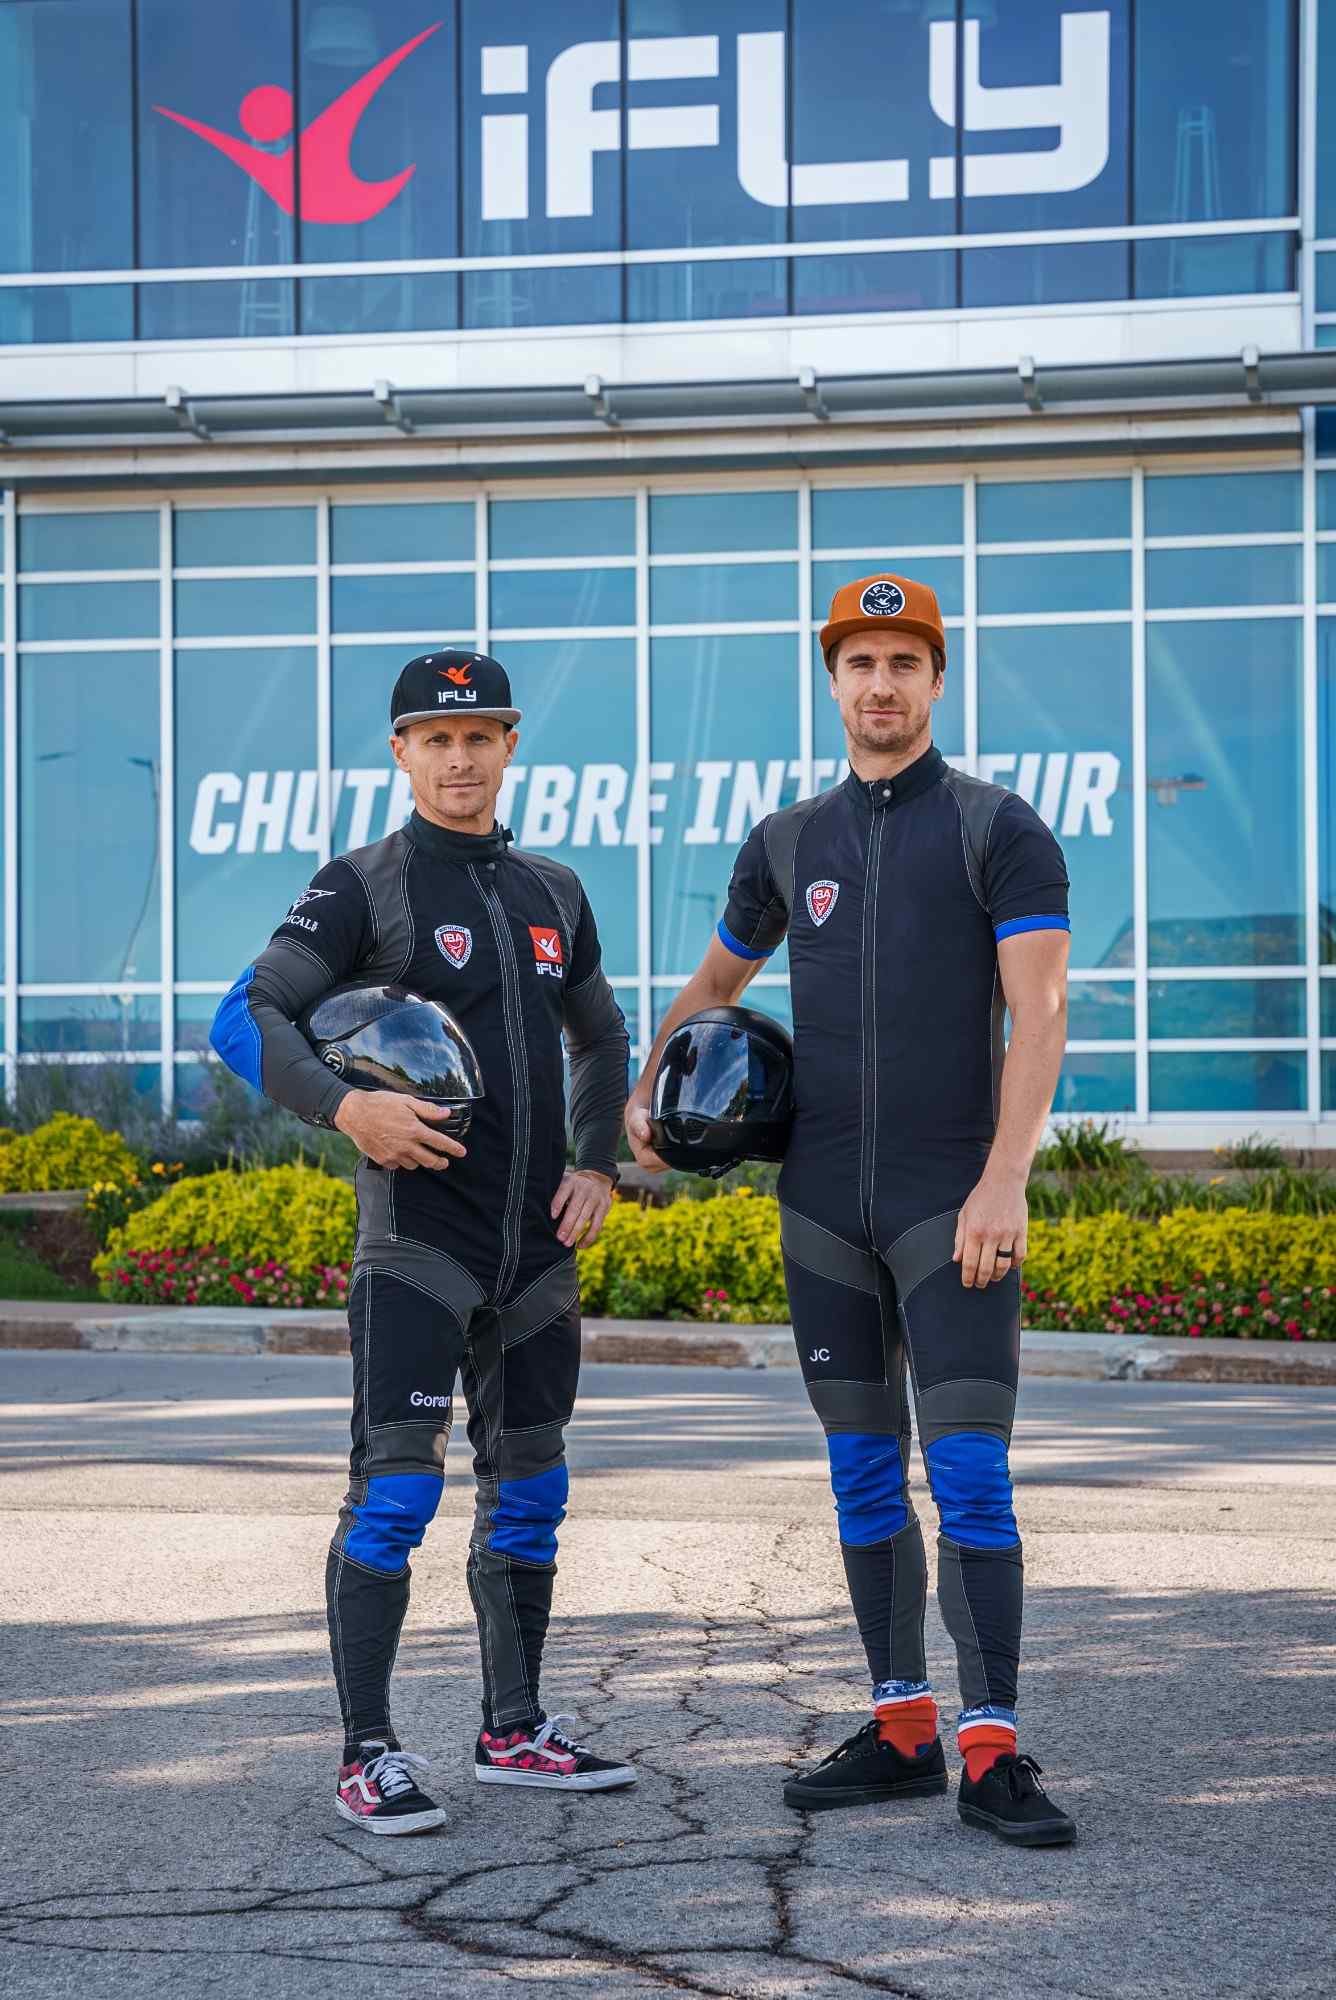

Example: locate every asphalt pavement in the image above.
[2,1350,1333,1999]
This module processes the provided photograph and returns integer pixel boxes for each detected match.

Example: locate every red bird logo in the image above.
[154,23,442,226]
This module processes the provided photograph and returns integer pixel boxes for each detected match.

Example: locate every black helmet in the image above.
[648,1006,794,1177]
[299,984,484,1138]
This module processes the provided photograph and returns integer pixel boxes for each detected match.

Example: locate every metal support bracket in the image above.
[1018,354,1043,412]
[1242,344,1263,403]
[373,379,415,433]
[798,364,830,421]
[584,373,619,426]
[165,385,210,440]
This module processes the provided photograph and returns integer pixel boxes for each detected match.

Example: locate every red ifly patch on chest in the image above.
[528,925,564,977]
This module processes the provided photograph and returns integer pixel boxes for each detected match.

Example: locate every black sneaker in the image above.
[335,1740,447,1834]
[783,1719,948,1813]
[475,1714,637,1792]
[957,1753,1077,1847]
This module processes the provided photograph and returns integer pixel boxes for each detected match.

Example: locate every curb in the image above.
[2,1304,1333,1384]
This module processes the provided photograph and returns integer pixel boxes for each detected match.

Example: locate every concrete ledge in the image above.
[0,1299,1333,1382]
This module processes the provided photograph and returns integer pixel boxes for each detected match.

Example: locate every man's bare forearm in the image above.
[987,995,1067,1182]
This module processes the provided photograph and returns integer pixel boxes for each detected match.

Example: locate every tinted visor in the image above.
[651,1020,789,1127]
[317,997,484,1103]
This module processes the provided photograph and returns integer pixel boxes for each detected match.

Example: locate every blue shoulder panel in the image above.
[994,914,1071,942]
[209,966,264,1091]
[716,917,771,962]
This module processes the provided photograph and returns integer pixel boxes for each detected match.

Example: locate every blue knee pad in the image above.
[342,1473,442,1573]
[924,1432,1018,1549]
[826,1432,909,1547]
[488,1462,569,1565]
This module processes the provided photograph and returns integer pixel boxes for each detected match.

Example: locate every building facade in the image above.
[3,0,1336,1144]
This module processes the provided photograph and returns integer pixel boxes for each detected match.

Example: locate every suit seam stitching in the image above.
[780,1244,877,1298]
[357,1263,469,1329]
[340,854,380,953]
[947,787,989,913]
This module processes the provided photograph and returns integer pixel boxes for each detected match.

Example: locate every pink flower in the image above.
[1188,1324,1201,1336]
[1284,1318,1300,1333]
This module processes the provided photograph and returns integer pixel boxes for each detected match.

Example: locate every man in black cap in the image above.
[211,649,635,1834]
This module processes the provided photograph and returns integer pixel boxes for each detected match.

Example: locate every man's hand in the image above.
[624,1096,669,1173]
[334,1091,469,1172]
[953,1169,1028,1289]
[551,1168,615,1248]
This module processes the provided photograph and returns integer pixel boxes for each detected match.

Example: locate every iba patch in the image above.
[529,925,564,977]
[860,579,905,618]
[806,880,839,927]
[435,924,472,968]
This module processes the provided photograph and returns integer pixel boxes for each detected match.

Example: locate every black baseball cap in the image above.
[390,649,522,732]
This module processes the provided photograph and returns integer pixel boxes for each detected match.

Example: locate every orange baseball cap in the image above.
[819,572,946,667]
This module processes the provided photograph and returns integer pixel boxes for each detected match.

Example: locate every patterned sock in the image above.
[873,1688,939,1757]
[958,1707,1017,1781]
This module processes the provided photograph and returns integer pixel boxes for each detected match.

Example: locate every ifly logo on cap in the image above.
[860,581,906,619]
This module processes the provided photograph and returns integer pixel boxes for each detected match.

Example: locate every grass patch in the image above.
[0,1212,103,1302]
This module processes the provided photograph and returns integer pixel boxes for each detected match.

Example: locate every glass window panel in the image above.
[175,1059,222,1118]
[0,283,133,342]
[1317,622,1336,966]
[1134,232,1293,300]
[20,650,160,982]
[812,486,963,552]
[295,0,457,268]
[491,498,634,560]
[490,568,635,631]
[961,0,1131,241]
[331,573,475,635]
[331,503,474,566]
[979,626,1133,970]
[653,982,792,1038]
[0,0,132,276]
[1148,979,1305,1039]
[977,552,1130,615]
[651,492,796,556]
[175,508,316,568]
[299,273,458,336]
[1135,0,1296,226]
[628,259,788,323]
[137,0,294,271]
[19,581,158,643]
[175,647,317,981]
[960,242,1128,310]
[1325,980,1336,1037]
[460,0,619,330]
[1317,326,1336,351]
[19,996,160,1055]
[1324,1051,1336,1113]
[651,564,797,626]
[1147,619,1303,965]
[1321,2,1336,236]
[175,577,315,640]
[15,1062,161,1115]
[1150,1051,1306,1114]
[652,635,800,976]
[1318,474,1336,532]
[812,635,964,779]
[1318,411,1336,458]
[19,512,157,573]
[330,643,416,853]
[1317,546,1336,605]
[794,251,955,316]
[1320,256,1336,314]
[977,481,1131,545]
[138,280,295,341]
[176,993,225,1055]
[1144,471,1301,538]
[1052,1053,1135,1114]
[495,640,638,979]
[1146,546,1301,610]
[813,557,963,621]
[1067,981,1134,1040]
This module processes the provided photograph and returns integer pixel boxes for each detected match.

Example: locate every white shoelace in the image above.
[360,1744,431,1800]
[530,1715,587,1758]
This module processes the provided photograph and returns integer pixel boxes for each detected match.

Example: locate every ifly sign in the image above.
[156,12,1111,233]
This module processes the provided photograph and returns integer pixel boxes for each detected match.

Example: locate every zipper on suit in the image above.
[471,865,530,1304]
[859,809,884,1243]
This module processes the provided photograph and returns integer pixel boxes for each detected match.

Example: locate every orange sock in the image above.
[875,1695,939,1757]
[960,1723,1016,1782]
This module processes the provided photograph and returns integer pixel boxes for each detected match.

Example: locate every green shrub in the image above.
[95,1162,356,1297]
[1021,1207,1336,1317]
[0,1113,139,1193]
[578,1190,788,1323]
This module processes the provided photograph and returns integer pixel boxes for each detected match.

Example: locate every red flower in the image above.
[1258,1290,1273,1305]
[1284,1318,1300,1333]
[1188,1324,1201,1336]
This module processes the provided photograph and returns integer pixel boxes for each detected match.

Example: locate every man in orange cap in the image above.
[626,572,1076,1846]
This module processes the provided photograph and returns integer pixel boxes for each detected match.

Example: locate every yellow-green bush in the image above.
[95,1162,356,1293]
[578,1190,788,1322]
[0,1113,139,1193]
[1021,1206,1336,1313]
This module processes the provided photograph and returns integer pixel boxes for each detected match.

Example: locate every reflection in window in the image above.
[300,274,458,336]
[1134,232,1293,300]
[332,503,474,566]
[1317,623,1336,964]
[1067,981,1135,1040]
[175,647,317,980]
[651,564,797,626]
[979,625,1133,971]
[490,569,635,631]
[20,512,158,573]
[1135,0,1295,227]
[1145,472,1301,537]
[0,284,134,344]
[491,497,634,560]
[0,1,132,278]
[977,552,1130,615]
[176,577,316,639]
[1146,546,1301,611]
[1150,1050,1305,1113]
[1053,1053,1135,1114]
[331,573,474,635]
[1147,620,1303,965]
[977,480,1130,544]
[652,491,795,556]
[19,996,160,1054]
[19,581,159,643]
[176,507,315,567]
[20,651,160,982]
[793,252,954,317]
[1148,978,1304,1039]
[627,260,786,323]
[139,280,295,341]
[961,242,1127,311]
[812,486,963,552]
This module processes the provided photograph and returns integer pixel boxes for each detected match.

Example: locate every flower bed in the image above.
[95,1162,356,1301]
[108,1246,350,1309]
